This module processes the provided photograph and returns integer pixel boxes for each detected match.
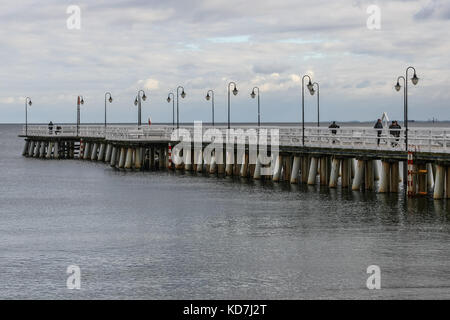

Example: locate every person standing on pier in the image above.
[48,121,53,135]
[374,119,383,145]
[329,121,340,143]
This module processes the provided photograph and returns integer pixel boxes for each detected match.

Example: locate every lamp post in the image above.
[395,66,419,151]
[76,95,84,137]
[206,90,215,127]
[25,97,32,136]
[395,66,419,187]
[250,87,260,128]
[104,92,113,128]
[310,82,320,127]
[134,90,147,127]
[227,82,238,129]
[167,92,175,128]
[176,86,186,129]
[301,75,314,145]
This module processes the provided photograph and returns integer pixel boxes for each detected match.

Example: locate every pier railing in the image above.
[22,125,450,153]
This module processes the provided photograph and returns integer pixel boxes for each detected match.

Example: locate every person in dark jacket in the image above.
[48,121,54,134]
[329,121,340,134]
[328,121,340,144]
[374,119,383,145]
[389,121,402,146]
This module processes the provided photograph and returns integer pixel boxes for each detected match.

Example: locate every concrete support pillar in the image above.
[364,160,374,190]
[210,154,217,174]
[150,148,156,170]
[225,151,233,176]
[233,155,241,176]
[307,157,318,185]
[374,160,380,181]
[135,148,143,170]
[118,147,126,169]
[22,141,30,156]
[110,146,117,167]
[46,142,53,159]
[216,150,225,175]
[98,144,106,162]
[329,158,340,188]
[427,163,434,192]
[124,148,133,169]
[27,141,35,157]
[54,142,59,159]
[390,161,400,193]
[33,141,40,157]
[91,143,98,161]
[83,142,90,160]
[434,165,445,200]
[185,148,192,171]
[379,161,390,193]
[105,144,112,163]
[319,157,329,186]
[39,142,46,158]
[159,148,165,169]
[290,156,301,184]
[445,167,450,199]
[283,156,292,181]
[301,156,309,184]
[254,157,261,180]
[341,158,350,188]
[351,158,356,178]
[352,160,365,191]
[272,155,282,182]
[196,149,203,173]
[240,153,248,177]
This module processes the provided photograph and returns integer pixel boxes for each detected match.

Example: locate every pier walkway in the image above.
[19,124,450,199]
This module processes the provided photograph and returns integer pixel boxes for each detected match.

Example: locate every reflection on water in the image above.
[0,124,449,299]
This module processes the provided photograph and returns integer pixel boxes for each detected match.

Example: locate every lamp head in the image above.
[181,91,186,99]
[232,87,238,96]
[251,90,256,99]
[134,97,138,106]
[411,73,419,85]
[206,93,210,101]
[142,93,147,101]
[167,96,171,103]
[80,98,84,105]
[307,80,313,91]
[109,96,113,103]
[309,88,315,96]
[395,82,401,92]
[28,100,32,106]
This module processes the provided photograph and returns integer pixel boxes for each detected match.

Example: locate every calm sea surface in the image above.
[0,124,449,299]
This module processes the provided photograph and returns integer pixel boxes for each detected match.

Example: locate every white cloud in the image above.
[0,0,449,123]
[139,78,160,90]
[0,97,16,104]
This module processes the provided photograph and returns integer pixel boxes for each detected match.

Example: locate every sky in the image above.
[0,0,449,124]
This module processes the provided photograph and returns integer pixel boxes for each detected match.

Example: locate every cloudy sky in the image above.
[0,0,449,124]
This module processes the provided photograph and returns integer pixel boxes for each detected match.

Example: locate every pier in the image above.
[20,124,450,199]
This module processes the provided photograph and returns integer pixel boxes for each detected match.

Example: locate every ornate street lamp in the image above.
[206,90,215,127]
[395,66,419,187]
[176,86,186,129]
[76,95,84,137]
[104,92,113,128]
[301,75,313,145]
[227,82,238,129]
[134,90,147,126]
[250,87,261,128]
[25,97,32,136]
[167,92,175,128]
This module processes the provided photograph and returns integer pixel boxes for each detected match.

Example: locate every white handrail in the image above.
[22,124,450,154]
